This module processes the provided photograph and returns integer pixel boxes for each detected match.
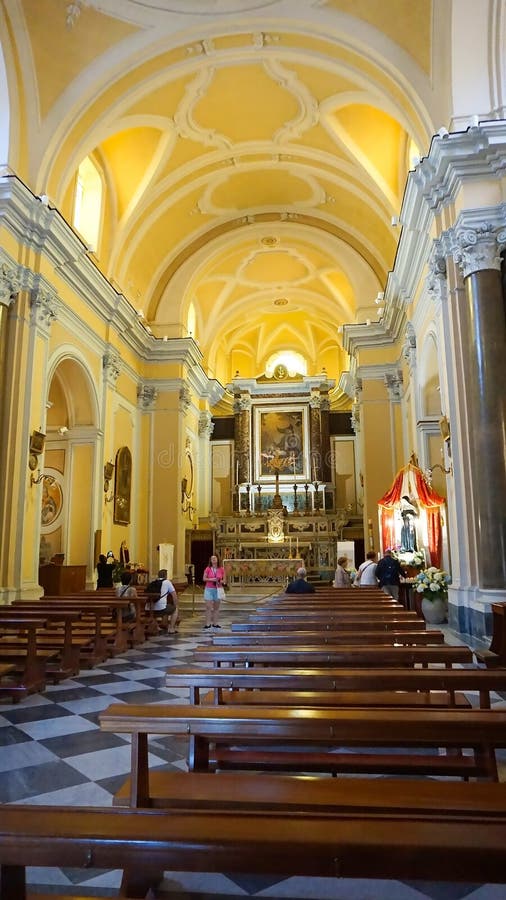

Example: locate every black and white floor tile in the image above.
[1,590,505,899]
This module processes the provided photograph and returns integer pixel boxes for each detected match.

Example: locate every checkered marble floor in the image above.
[1,589,505,900]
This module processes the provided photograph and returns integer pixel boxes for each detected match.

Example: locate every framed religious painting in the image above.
[114,446,131,525]
[254,405,309,482]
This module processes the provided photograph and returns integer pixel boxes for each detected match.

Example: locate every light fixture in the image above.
[30,470,56,487]
[28,430,46,471]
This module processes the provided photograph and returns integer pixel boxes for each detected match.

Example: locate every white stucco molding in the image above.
[30,278,60,333]
[0,258,20,308]
[440,218,506,277]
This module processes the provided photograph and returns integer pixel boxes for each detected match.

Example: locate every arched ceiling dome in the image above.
[2,0,442,391]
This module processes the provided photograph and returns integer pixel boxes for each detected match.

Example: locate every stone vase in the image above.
[421,594,447,625]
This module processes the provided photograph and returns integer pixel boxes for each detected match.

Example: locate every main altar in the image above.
[203,371,361,582]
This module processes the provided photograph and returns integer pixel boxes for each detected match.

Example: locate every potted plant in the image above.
[414,566,450,624]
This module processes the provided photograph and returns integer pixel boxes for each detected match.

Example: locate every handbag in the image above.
[217,586,226,600]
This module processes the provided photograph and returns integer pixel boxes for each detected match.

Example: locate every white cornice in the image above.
[0,173,225,403]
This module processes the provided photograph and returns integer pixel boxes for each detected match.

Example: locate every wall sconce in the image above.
[30,470,56,487]
[28,430,46,471]
[104,461,114,494]
[105,493,126,508]
[426,461,453,479]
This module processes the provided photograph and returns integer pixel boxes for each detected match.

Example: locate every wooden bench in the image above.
[1,788,506,898]
[233,618,425,631]
[0,607,91,680]
[99,702,506,785]
[164,664,480,709]
[0,619,59,700]
[194,643,474,668]
[165,664,506,707]
[251,609,421,620]
[476,602,506,668]
[13,599,132,663]
[212,630,445,646]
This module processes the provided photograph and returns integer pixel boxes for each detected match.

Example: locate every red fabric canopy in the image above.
[377,463,445,567]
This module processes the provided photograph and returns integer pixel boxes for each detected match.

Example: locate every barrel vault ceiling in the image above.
[2,0,442,394]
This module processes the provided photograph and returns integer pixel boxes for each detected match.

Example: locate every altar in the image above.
[224,558,304,586]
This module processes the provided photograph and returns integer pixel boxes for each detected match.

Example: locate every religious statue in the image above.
[400,495,419,552]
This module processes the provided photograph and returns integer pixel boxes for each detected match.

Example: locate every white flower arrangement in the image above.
[415,566,451,601]
[392,549,425,568]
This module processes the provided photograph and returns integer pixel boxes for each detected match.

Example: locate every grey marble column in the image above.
[454,228,506,588]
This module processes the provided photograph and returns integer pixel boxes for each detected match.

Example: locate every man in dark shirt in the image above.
[375,549,404,600]
[285,566,315,594]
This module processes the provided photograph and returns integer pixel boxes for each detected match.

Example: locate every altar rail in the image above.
[224,559,304,586]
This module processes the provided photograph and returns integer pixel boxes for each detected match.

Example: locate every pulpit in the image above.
[39,564,87,595]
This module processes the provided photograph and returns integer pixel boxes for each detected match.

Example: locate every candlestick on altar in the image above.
[293,483,298,512]
[313,480,321,514]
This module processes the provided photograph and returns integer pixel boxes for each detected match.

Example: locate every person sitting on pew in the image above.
[145,569,179,634]
[115,571,137,621]
[286,566,315,594]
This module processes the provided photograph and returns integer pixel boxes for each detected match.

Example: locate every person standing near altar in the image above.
[354,550,378,587]
[333,556,352,587]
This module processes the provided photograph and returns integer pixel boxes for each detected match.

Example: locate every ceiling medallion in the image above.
[261,236,279,246]
[274,298,288,306]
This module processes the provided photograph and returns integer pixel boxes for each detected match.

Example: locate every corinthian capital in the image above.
[384,370,403,401]
[426,251,447,304]
[452,224,504,277]
[103,350,121,386]
[199,410,215,438]
[30,285,59,330]
[137,383,158,409]
[179,385,191,413]
[0,262,20,308]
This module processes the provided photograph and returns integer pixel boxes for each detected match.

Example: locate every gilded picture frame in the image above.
[114,446,131,525]
[254,405,309,482]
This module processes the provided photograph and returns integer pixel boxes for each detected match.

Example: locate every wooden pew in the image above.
[476,602,506,668]
[194,644,473,668]
[251,609,421,620]
[13,599,131,663]
[1,788,506,899]
[211,631,445,646]
[232,619,427,632]
[99,702,506,784]
[164,664,506,708]
[0,607,90,679]
[0,619,59,700]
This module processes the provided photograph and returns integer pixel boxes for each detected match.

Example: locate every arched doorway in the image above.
[41,356,99,583]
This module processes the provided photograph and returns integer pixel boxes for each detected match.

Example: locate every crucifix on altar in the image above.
[266,450,297,509]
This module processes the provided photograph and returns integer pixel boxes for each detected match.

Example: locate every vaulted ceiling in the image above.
[2,0,443,395]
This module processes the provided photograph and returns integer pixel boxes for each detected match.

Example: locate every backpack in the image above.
[146,578,163,597]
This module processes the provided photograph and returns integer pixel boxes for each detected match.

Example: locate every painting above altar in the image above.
[255,405,309,481]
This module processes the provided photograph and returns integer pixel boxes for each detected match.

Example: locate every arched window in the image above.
[265,351,307,377]
[73,156,102,251]
[187,301,196,340]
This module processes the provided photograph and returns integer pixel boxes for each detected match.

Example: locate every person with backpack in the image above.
[145,568,179,633]
[375,549,404,599]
